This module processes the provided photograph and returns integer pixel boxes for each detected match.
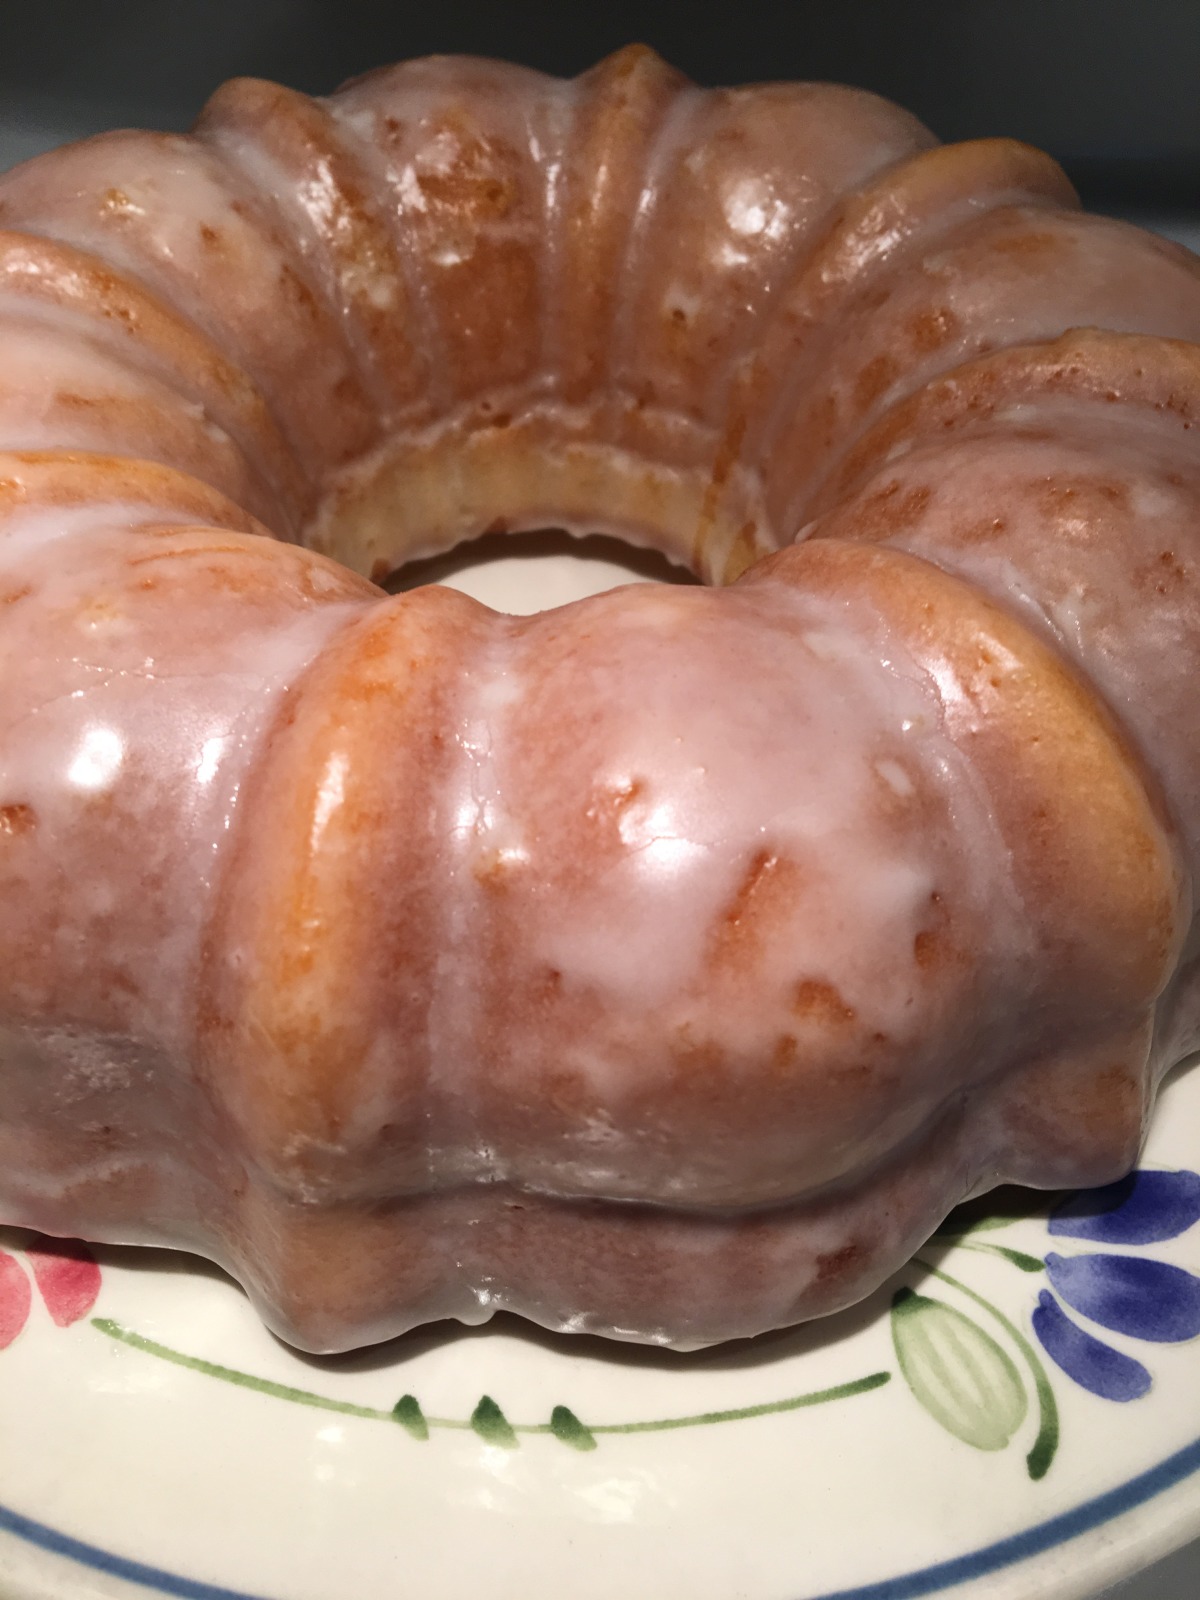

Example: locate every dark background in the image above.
[0,0,1197,213]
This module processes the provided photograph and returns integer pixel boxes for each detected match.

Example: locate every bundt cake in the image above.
[0,46,1197,1352]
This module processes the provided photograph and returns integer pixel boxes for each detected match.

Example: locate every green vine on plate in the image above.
[90,1316,890,1451]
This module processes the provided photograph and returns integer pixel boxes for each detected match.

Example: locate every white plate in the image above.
[2,545,1200,1600]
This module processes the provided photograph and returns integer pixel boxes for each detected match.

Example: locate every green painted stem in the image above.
[585,1370,890,1434]
[955,1241,1046,1273]
[912,1258,1059,1480]
[91,1317,889,1443]
[91,1318,435,1425]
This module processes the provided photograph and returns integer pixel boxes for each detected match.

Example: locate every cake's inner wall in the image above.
[306,420,777,589]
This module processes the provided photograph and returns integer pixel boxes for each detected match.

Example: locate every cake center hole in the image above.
[385,527,701,615]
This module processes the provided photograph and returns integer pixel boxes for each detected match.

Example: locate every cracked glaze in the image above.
[0,48,1196,1349]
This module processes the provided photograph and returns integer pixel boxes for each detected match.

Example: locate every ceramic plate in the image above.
[2,547,1200,1600]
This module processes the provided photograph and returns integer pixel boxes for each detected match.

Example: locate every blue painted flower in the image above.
[1031,1169,1200,1401]
[1048,1169,1200,1246]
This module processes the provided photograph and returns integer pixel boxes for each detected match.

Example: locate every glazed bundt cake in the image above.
[0,46,1197,1351]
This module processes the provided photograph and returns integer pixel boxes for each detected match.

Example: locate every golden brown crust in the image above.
[814,328,1200,512]
[741,539,1186,1018]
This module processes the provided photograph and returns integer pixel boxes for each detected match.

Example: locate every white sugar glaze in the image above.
[0,46,1196,1350]
[0,517,360,1059]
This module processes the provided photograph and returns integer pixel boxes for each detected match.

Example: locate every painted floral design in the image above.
[893,1167,1200,1480]
[7,1172,1200,1478]
[2,1229,893,1452]
[890,1288,1028,1450]
[1035,1170,1200,1400]
[86,1315,891,1451]
[0,1237,101,1346]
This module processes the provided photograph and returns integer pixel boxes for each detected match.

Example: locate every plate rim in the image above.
[4,1426,1200,1600]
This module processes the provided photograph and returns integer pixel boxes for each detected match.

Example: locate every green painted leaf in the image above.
[950,1240,1046,1272]
[392,1393,429,1440]
[987,1246,1045,1273]
[891,1288,1028,1451]
[550,1405,597,1451]
[471,1395,519,1448]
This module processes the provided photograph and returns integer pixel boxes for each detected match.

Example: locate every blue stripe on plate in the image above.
[3,1431,1200,1600]
[0,1500,271,1600]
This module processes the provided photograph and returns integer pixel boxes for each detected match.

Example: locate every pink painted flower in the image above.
[0,1252,31,1349]
[0,1238,101,1346]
